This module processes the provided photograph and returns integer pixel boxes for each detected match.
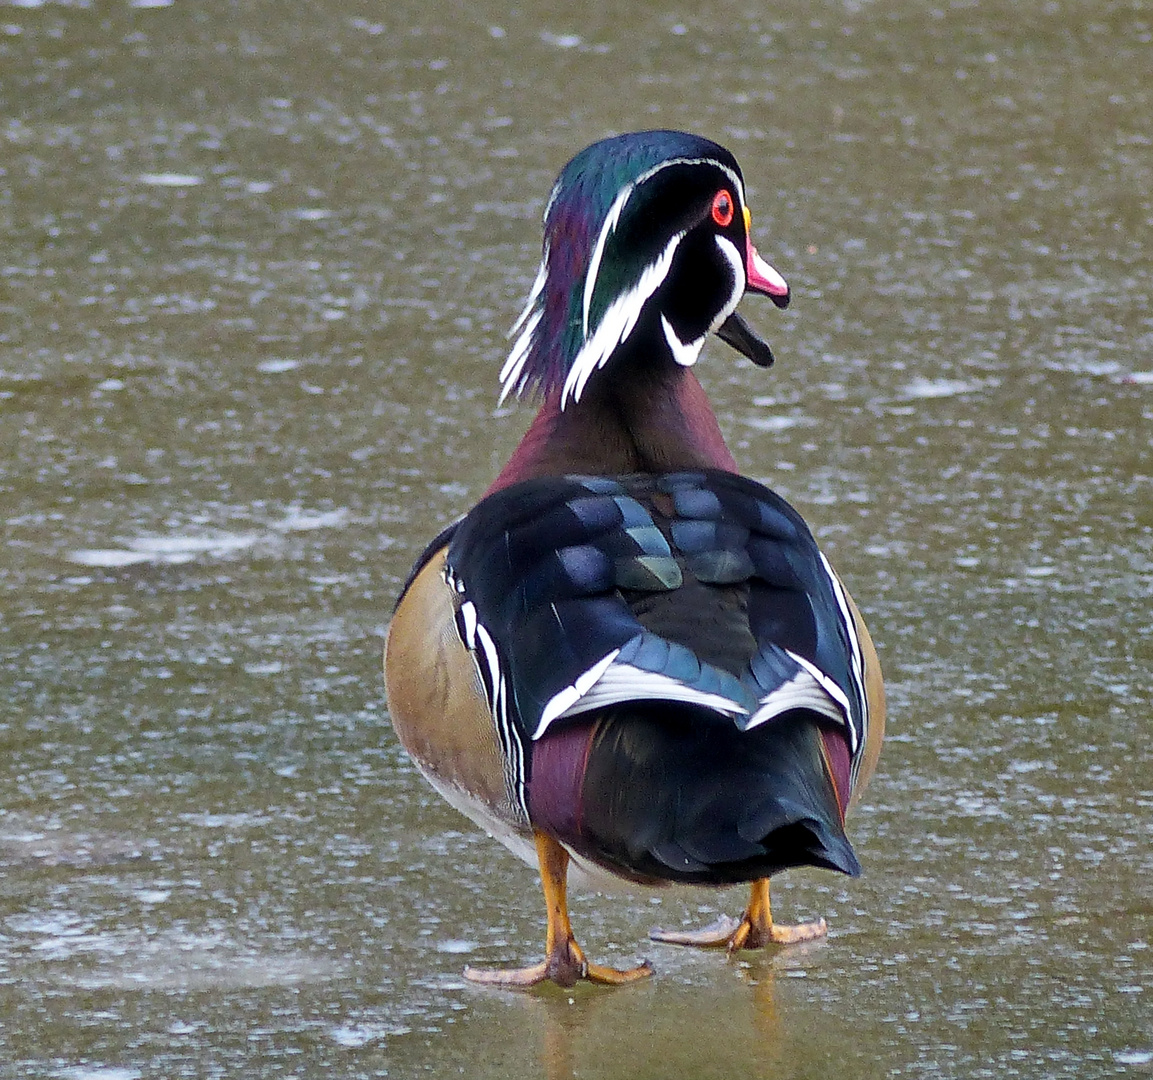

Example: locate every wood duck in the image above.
[384,130,885,988]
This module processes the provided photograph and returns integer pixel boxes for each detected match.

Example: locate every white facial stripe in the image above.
[581,155,744,340]
[499,307,542,403]
[510,253,548,336]
[562,228,686,408]
[542,178,562,225]
[661,314,705,367]
[500,245,551,401]
[628,155,746,212]
[710,235,746,332]
[505,152,750,405]
[582,184,633,335]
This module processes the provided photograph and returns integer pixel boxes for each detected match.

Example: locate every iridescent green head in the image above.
[500,131,790,407]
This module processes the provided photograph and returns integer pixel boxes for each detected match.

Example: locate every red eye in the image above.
[711,189,735,227]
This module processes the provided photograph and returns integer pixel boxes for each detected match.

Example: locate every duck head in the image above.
[500,130,791,408]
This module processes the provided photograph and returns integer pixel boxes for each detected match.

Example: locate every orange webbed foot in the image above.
[651,879,827,953]
[465,831,653,989]
[464,939,652,989]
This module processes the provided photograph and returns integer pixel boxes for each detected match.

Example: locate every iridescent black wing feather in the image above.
[444,469,869,817]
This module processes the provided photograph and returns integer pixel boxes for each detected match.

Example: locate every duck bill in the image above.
[745,238,791,310]
[716,311,775,368]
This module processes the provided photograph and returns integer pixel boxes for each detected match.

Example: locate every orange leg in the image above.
[464,831,653,988]
[651,878,827,952]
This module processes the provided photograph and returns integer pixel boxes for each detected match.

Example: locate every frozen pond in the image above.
[1,1,1150,1076]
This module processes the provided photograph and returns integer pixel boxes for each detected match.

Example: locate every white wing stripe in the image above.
[785,648,858,753]
[744,669,846,730]
[534,661,748,734]
[533,649,621,739]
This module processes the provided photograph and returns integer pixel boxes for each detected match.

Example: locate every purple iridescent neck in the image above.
[486,366,737,496]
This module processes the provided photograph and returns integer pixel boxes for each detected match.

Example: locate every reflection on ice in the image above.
[329,1023,413,1048]
[274,506,349,531]
[53,1068,143,1080]
[256,358,300,373]
[742,413,814,432]
[435,938,479,954]
[65,549,154,568]
[137,172,201,187]
[9,912,340,991]
[65,507,348,568]
[901,377,989,399]
[68,533,260,567]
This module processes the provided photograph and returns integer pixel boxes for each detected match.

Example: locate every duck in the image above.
[384,130,885,988]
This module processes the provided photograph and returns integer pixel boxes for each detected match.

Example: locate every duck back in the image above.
[433,468,874,879]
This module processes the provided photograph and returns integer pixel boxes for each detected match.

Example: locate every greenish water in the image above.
[1,1,1150,1077]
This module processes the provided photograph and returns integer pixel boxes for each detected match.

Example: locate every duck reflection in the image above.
[496,942,834,1080]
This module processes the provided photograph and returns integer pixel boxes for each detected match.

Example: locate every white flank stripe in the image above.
[495,669,527,817]
[474,622,502,698]
[469,616,528,818]
[453,593,529,817]
[459,599,479,647]
[819,552,866,700]
[817,552,868,762]
[532,648,621,739]
[562,230,686,408]
[661,314,705,367]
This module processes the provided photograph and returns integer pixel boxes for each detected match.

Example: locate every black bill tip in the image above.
[716,311,776,368]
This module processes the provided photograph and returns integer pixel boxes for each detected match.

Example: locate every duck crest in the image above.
[500,130,748,408]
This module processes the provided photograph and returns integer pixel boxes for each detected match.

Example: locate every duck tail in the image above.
[529,705,859,886]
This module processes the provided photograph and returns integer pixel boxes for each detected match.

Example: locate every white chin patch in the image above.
[661,314,705,367]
